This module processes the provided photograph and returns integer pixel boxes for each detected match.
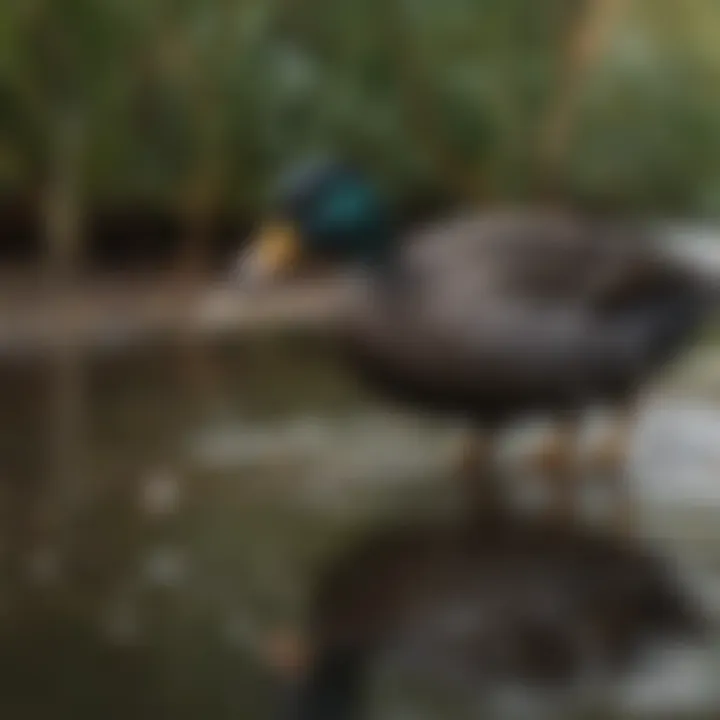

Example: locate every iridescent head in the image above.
[237,159,393,282]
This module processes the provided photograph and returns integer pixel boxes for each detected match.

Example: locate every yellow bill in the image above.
[239,221,303,282]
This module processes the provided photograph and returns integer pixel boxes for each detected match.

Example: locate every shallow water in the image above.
[1,333,719,719]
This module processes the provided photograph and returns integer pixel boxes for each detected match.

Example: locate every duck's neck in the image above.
[351,222,401,282]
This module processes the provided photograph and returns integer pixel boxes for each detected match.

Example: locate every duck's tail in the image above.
[598,259,716,368]
[651,264,720,356]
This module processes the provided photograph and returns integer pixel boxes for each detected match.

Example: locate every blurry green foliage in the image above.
[0,0,719,216]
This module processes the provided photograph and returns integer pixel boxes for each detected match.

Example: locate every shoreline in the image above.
[0,276,348,355]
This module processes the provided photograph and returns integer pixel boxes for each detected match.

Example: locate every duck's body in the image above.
[340,210,711,426]
[239,161,717,526]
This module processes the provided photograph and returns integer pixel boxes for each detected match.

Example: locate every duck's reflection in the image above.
[272,507,707,719]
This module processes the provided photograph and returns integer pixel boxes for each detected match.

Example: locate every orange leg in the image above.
[527,422,580,524]
[457,430,502,511]
[591,408,637,536]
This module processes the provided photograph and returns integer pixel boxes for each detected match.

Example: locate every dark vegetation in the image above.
[2,1,720,272]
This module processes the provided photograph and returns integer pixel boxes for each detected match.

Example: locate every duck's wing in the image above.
[399,210,659,308]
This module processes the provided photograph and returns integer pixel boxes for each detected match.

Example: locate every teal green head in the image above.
[238,160,394,281]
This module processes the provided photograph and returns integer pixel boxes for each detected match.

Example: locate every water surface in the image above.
[1,333,719,718]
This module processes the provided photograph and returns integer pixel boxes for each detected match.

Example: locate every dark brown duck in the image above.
[237,161,718,526]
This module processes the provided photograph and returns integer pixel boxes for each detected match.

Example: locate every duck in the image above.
[236,159,718,530]
[266,510,704,719]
